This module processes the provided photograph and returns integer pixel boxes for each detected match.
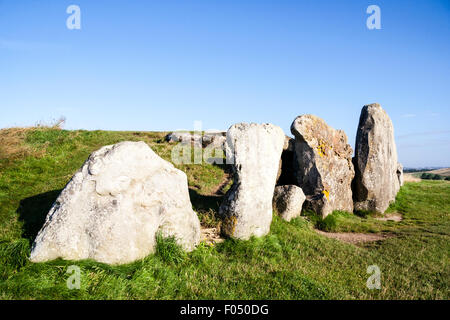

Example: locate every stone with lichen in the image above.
[290,115,355,217]
[219,123,285,239]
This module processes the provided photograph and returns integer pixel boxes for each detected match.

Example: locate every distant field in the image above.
[427,168,450,177]
[406,168,450,180]
[0,127,449,300]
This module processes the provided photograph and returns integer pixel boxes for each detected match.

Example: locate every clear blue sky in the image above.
[1,0,449,167]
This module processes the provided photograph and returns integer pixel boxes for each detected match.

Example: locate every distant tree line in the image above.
[405,168,426,173]
[405,168,439,173]
[421,173,450,181]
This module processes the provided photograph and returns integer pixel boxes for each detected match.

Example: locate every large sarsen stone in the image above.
[219,123,285,239]
[291,115,355,217]
[30,141,201,265]
[352,103,400,213]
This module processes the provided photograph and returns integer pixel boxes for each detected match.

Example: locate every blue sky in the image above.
[0,0,449,167]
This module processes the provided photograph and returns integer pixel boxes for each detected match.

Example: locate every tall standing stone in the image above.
[352,103,400,213]
[397,162,404,187]
[291,115,355,217]
[30,141,201,265]
[219,123,285,239]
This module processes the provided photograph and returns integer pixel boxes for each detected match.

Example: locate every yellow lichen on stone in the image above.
[222,215,237,236]
[322,190,330,200]
[316,139,327,157]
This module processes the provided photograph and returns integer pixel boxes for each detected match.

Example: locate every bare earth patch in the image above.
[201,227,225,245]
[375,212,403,222]
[315,230,395,244]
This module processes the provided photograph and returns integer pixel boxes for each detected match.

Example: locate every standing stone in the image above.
[30,141,201,265]
[397,163,404,187]
[273,185,306,221]
[219,123,285,239]
[291,115,355,217]
[352,103,400,213]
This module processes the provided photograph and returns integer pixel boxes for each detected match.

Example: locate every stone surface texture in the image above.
[352,103,400,213]
[219,123,285,239]
[273,185,306,221]
[30,141,200,265]
[291,115,355,217]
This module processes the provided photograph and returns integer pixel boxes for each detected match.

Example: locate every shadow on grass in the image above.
[189,188,224,227]
[210,161,232,173]
[189,188,223,213]
[17,189,61,242]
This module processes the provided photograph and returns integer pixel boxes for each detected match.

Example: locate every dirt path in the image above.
[315,230,395,244]
[375,212,403,222]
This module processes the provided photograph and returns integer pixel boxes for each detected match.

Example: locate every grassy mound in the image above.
[0,127,448,299]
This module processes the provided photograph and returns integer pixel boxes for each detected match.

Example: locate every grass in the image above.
[0,127,449,299]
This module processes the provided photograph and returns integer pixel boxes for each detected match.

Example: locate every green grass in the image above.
[0,127,449,299]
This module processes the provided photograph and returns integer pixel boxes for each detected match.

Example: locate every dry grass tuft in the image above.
[0,119,64,162]
[35,116,66,130]
[0,127,32,161]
